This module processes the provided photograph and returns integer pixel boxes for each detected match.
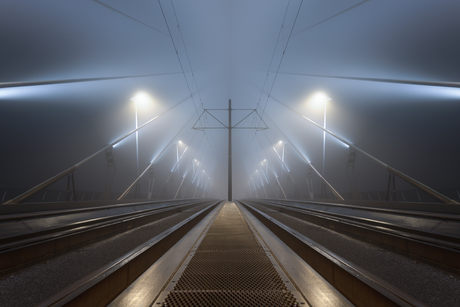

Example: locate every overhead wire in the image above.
[244,0,304,157]
[242,0,293,154]
[158,0,217,156]
[169,0,219,155]
[258,0,304,119]
[291,0,369,37]
[93,0,169,36]
[244,0,367,160]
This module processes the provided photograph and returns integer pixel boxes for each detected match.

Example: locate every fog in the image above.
[1,0,460,202]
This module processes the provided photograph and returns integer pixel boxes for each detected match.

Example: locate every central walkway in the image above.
[163,202,299,306]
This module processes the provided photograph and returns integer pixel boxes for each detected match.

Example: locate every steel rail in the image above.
[36,200,221,307]
[258,198,460,221]
[250,199,460,245]
[0,198,191,222]
[0,199,212,272]
[245,199,460,270]
[238,200,426,307]
[0,200,196,245]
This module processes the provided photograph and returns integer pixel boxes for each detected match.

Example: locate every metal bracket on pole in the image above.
[346,147,359,200]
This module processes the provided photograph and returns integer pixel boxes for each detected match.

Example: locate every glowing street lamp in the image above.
[312,93,331,199]
[311,92,331,198]
[130,92,151,197]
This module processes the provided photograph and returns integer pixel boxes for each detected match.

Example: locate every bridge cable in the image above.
[158,0,217,155]
[244,0,304,156]
[3,93,193,204]
[264,92,459,205]
[118,113,197,200]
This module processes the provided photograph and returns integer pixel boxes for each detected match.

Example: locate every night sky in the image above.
[1,0,460,201]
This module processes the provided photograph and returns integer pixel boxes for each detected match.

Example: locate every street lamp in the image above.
[130,92,151,198]
[311,92,331,197]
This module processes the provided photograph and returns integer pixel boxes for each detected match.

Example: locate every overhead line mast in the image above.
[192,99,268,201]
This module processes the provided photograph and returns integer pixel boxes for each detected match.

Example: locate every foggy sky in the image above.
[1,0,460,201]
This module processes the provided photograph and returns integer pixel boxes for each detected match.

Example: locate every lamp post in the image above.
[174,140,182,193]
[130,93,150,198]
[311,92,331,198]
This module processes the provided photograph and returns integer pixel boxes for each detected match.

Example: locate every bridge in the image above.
[1,1,460,306]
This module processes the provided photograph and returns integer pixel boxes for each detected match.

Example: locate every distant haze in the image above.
[1,0,460,201]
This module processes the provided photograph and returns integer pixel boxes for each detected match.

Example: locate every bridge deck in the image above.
[162,202,298,306]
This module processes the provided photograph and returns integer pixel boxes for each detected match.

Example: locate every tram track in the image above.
[0,199,217,273]
[242,198,460,271]
[35,200,430,307]
[238,200,426,307]
[35,200,222,307]
[2,198,454,306]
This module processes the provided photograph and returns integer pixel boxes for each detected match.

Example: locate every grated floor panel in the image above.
[162,203,299,306]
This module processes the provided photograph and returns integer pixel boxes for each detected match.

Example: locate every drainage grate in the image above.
[162,203,299,306]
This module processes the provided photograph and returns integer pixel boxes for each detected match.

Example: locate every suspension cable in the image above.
[266,93,459,205]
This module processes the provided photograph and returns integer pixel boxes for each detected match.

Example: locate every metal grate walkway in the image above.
[162,202,299,306]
